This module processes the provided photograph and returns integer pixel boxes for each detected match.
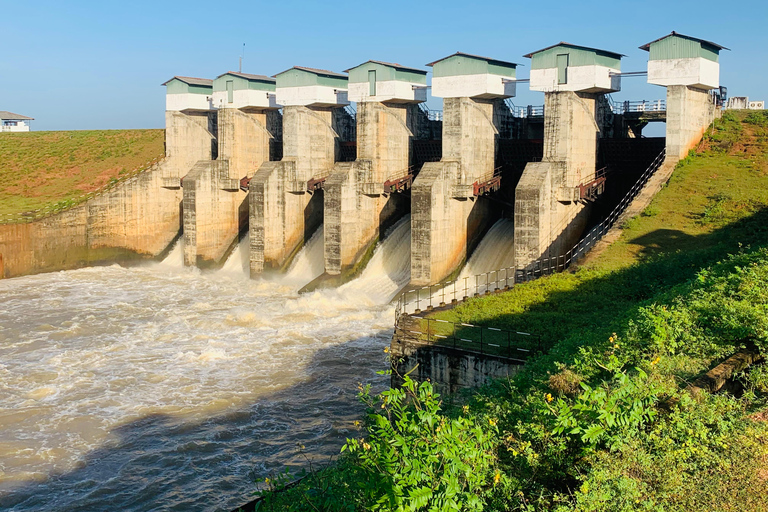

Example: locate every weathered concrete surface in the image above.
[666,85,715,161]
[0,159,183,279]
[390,333,521,395]
[514,91,598,266]
[182,160,248,267]
[249,106,339,275]
[182,107,274,268]
[323,102,417,277]
[163,111,216,187]
[410,98,500,285]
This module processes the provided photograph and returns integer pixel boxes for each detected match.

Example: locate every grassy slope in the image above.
[256,111,768,511]
[430,110,768,347]
[0,129,164,216]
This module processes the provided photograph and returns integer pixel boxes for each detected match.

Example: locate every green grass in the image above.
[428,110,768,348]
[255,110,768,511]
[0,129,164,216]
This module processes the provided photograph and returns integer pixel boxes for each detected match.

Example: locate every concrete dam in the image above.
[0,31,730,511]
[0,32,725,287]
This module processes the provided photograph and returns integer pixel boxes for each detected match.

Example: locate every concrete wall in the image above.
[514,91,598,266]
[648,58,719,90]
[323,102,417,277]
[665,85,716,161]
[0,159,183,279]
[164,111,216,186]
[182,107,276,268]
[410,97,499,285]
[249,106,338,275]
[165,93,213,112]
[391,336,521,396]
[182,160,247,267]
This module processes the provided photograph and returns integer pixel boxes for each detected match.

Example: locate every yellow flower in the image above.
[265,478,270,484]
[545,393,553,403]
[383,346,389,353]
[651,356,660,366]
[436,426,441,432]
[363,442,371,451]
[488,418,497,426]
[462,405,469,414]
[353,420,361,427]
[493,471,501,485]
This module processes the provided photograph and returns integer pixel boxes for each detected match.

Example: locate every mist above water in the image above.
[0,213,509,511]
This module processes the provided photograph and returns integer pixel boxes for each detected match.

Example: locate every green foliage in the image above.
[344,376,500,511]
[550,361,662,450]
[743,110,768,127]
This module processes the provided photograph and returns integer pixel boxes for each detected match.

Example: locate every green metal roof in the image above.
[427,52,518,78]
[345,60,427,85]
[639,32,728,63]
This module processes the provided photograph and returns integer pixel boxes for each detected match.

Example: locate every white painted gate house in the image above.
[1,111,34,132]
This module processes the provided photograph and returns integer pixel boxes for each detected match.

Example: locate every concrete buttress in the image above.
[182,108,274,267]
[410,97,499,285]
[249,106,336,276]
[513,91,599,266]
[323,102,416,278]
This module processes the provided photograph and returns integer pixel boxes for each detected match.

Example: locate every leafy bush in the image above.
[344,376,500,511]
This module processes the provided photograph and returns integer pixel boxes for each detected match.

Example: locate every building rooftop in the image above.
[273,66,348,79]
[161,76,213,87]
[426,52,519,68]
[523,42,625,59]
[0,111,34,120]
[216,71,276,83]
[639,31,729,51]
[344,60,427,74]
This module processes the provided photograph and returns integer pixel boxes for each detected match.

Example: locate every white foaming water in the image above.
[283,225,325,288]
[401,218,515,313]
[458,218,515,281]
[219,235,250,276]
[159,237,184,268]
[0,224,412,511]
[338,215,411,304]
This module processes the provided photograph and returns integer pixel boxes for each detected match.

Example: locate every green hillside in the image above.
[0,129,164,217]
[254,110,768,511]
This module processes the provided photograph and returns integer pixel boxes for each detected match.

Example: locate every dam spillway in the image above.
[0,217,413,511]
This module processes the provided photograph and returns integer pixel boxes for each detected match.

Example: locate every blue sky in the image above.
[2,0,765,131]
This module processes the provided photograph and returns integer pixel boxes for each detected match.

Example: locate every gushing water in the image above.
[401,218,515,313]
[283,225,326,288]
[457,218,515,284]
[0,219,413,512]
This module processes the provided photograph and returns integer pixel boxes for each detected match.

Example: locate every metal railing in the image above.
[505,99,545,118]
[608,98,666,115]
[395,148,667,318]
[397,315,543,362]
[419,103,443,122]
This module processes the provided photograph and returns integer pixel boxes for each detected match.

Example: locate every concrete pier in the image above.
[410,53,516,285]
[249,66,350,276]
[323,61,427,279]
[641,32,725,161]
[514,43,622,267]
[181,72,279,267]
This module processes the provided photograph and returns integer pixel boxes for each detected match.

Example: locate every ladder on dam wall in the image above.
[395,148,667,333]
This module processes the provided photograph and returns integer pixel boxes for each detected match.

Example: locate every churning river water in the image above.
[0,216,513,511]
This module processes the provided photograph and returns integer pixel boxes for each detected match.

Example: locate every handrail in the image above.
[394,148,666,319]
[396,315,543,362]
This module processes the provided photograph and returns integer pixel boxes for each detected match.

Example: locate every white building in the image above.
[640,32,727,91]
[162,76,213,112]
[524,42,623,94]
[1,111,34,132]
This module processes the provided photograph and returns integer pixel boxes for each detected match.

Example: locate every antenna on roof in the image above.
[239,43,245,73]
